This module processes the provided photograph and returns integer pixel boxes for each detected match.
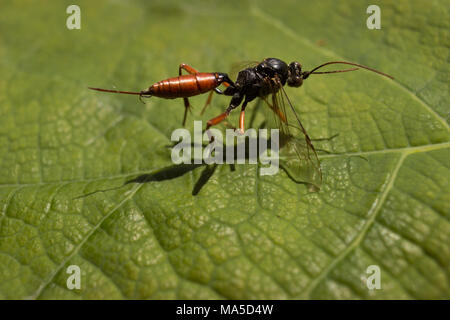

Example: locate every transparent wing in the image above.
[262,77,322,191]
[229,60,259,80]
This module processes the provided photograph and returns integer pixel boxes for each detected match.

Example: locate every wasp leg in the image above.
[179,63,200,126]
[269,95,287,123]
[206,112,229,131]
[205,93,243,141]
[201,73,237,116]
[201,73,237,115]
[179,63,199,74]
[182,105,189,127]
[200,85,228,116]
[201,88,224,116]
[200,90,215,116]
[206,94,243,130]
[223,120,236,130]
[238,100,249,134]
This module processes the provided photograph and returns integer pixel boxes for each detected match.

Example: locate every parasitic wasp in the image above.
[89,58,393,190]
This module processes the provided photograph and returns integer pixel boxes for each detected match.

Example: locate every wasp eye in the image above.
[288,62,302,74]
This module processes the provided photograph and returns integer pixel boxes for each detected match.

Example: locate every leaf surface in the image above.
[0,0,448,299]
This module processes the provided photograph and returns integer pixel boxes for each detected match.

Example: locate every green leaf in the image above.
[0,0,448,299]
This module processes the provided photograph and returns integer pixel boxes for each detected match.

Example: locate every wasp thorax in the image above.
[287,61,303,87]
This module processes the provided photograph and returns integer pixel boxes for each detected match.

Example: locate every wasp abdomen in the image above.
[148,73,219,99]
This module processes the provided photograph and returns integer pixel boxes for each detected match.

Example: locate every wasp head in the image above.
[287,61,304,87]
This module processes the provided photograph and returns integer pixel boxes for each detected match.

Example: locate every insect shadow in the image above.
[75,132,346,200]
[73,163,208,200]
[129,135,346,196]
[126,125,346,195]
[74,102,345,199]
[126,162,215,196]
[74,134,299,200]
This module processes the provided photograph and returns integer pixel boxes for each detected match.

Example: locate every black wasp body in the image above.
[227,58,301,101]
[205,56,394,133]
[206,57,306,132]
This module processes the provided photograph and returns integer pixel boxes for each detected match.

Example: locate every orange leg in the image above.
[206,111,229,131]
[200,81,231,116]
[200,90,215,116]
[178,63,200,126]
[206,94,243,131]
[205,95,245,143]
[238,101,248,134]
[269,95,287,123]
[204,111,228,142]
[239,111,245,134]
[179,63,199,75]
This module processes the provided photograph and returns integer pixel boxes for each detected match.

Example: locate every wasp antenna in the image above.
[311,67,359,74]
[307,61,394,80]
